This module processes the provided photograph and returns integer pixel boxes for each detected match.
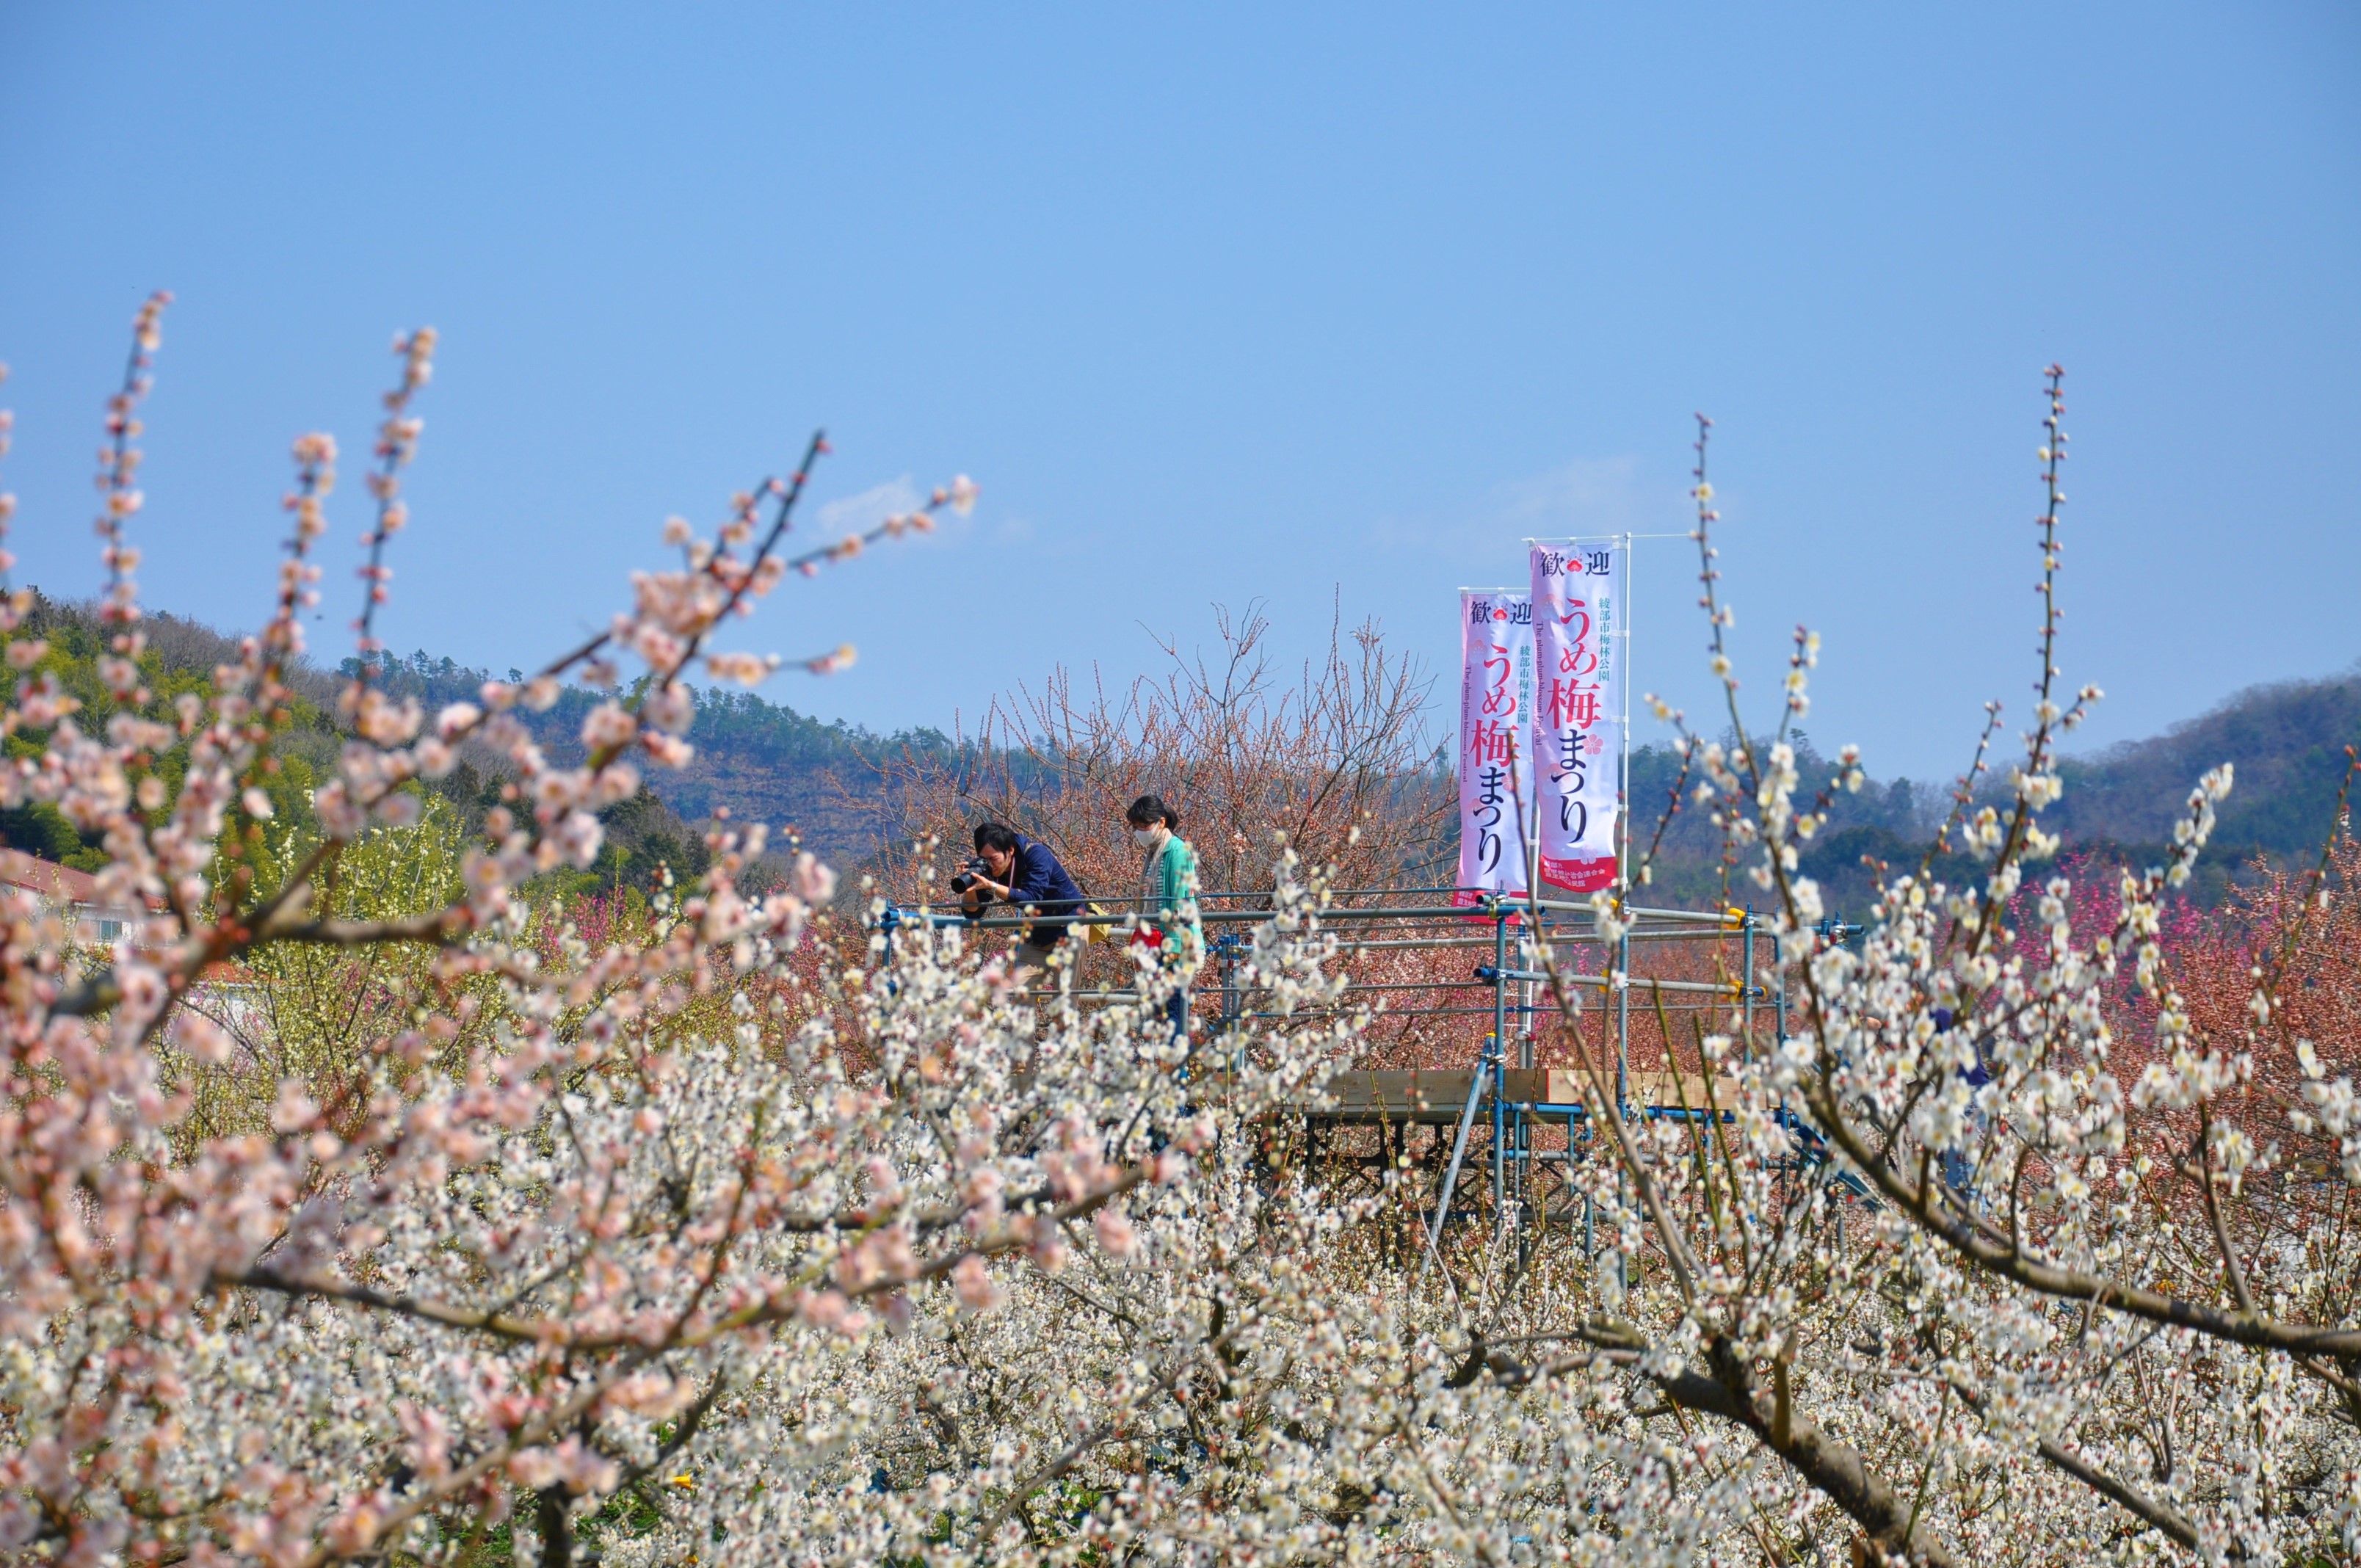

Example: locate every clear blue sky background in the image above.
[1,3,2354,780]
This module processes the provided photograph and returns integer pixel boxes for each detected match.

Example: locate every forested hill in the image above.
[345,650,970,860]
[1617,669,2361,917]
[2048,669,2361,878]
[0,597,954,879]
[1632,670,2361,916]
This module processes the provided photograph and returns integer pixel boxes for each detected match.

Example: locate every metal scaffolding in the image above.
[875,887,1868,1266]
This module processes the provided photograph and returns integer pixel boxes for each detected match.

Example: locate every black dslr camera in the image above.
[949,857,990,898]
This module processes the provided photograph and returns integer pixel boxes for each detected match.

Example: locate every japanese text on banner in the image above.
[1528,540,1622,893]
[1454,589,1533,907]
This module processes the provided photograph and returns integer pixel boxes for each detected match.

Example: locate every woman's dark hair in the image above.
[1125,794,1178,830]
[973,821,1020,854]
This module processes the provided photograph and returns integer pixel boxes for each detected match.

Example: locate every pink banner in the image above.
[1454,589,1532,908]
[1529,540,1622,893]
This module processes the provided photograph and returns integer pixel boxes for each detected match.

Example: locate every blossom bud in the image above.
[953,1255,1001,1313]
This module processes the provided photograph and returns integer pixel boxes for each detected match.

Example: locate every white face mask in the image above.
[1133,827,1161,848]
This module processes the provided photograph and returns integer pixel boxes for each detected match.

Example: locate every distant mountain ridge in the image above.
[344,650,968,862]
[0,598,949,886]
[1771,669,2361,913]
[2050,669,2361,868]
[12,597,2355,907]
[1619,669,2361,915]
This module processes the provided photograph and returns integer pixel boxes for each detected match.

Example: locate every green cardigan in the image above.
[1139,833,1203,965]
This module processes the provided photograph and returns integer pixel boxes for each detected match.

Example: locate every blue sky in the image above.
[1,3,2354,780]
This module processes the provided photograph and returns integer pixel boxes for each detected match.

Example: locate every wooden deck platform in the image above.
[1285,1067,1743,1123]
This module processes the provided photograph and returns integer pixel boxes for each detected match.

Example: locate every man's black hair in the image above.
[973,821,1021,854]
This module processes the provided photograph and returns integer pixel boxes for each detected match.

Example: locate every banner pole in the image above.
[1621,530,1633,901]
[1617,531,1632,1117]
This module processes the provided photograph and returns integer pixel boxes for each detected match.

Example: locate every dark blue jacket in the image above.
[1933,1009,1991,1088]
[999,835,1087,944]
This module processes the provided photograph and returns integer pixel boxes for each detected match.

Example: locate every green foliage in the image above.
[10,593,223,716]
[594,782,713,890]
[521,783,715,903]
[173,794,478,1147]
[3,600,729,903]
[294,791,471,920]
[0,594,333,869]
[0,800,104,870]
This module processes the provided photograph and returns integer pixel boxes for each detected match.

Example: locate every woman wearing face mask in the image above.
[1125,793,1200,1047]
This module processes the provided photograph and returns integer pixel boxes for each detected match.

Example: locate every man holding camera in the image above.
[956,822,1088,978]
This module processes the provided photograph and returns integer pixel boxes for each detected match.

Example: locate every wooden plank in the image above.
[1625,1070,1741,1111]
[1510,1067,1739,1110]
[1503,1068,1578,1105]
[1280,1065,1741,1122]
[1288,1070,1479,1125]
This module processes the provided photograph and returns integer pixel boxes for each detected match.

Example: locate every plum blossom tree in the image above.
[1476,382,2361,1564]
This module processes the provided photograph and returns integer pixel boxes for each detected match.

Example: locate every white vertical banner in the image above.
[1529,539,1624,893]
[1454,588,1533,907]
